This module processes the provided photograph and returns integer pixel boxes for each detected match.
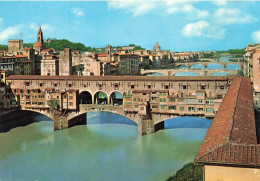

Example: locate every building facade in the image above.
[59,48,72,76]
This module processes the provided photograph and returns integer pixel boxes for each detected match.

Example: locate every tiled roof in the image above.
[41,49,52,52]
[98,53,107,57]
[132,90,151,94]
[68,89,78,92]
[45,88,54,91]
[195,77,259,166]
[6,75,234,82]
[33,42,43,47]
[15,55,28,58]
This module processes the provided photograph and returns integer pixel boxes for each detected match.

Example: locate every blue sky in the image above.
[0,0,260,51]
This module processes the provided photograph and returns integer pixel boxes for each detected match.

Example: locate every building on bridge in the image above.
[4,75,233,134]
[243,43,260,108]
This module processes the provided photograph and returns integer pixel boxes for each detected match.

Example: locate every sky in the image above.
[0,0,260,51]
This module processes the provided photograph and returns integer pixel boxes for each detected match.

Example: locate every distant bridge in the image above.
[141,69,238,76]
[174,61,242,69]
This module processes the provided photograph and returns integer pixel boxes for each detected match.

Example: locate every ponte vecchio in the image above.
[6,75,234,135]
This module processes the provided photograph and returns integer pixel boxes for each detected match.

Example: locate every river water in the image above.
[0,112,210,181]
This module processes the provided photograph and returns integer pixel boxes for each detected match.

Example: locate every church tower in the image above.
[37,26,44,45]
[106,44,112,62]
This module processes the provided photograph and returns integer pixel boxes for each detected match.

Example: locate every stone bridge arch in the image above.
[20,107,55,121]
[152,114,212,132]
[206,63,224,69]
[108,91,124,106]
[74,105,139,124]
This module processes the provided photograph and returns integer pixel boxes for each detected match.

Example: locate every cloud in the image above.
[0,18,3,24]
[29,23,54,33]
[252,31,260,43]
[0,25,21,43]
[166,3,209,19]
[108,1,156,17]
[182,20,226,39]
[214,8,257,24]
[72,8,84,17]
[108,1,208,18]
[213,0,228,6]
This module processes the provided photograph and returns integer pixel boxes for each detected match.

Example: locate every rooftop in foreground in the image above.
[195,76,260,167]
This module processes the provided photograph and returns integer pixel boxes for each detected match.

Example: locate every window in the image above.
[69,102,73,106]
[69,84,72,87]
[69,96,73,99]
[197,108,204,111]
[40,83,43,87]
[188,107,195,111]
[205,100,214,105]
[54,83,57,87]
[26,82,30,86]
[148,85,151,89]
[183,85,187,89]
[165,85,169,89]
[152,105,158,108]
[201,85,205,89]
[134,98,136,101]
[135,105,138,108]
[131,85,135,89]
[217,95,223,99]
[168,106,176,110]
[152,97,158,100]
[220,85,224,89]
[160,105,166,109]
[206,108,214,113]
[179,107,184,111]
[198,100,203,104]
[137,98,140,101]
[169,98,175,102]
[143,93,146,95]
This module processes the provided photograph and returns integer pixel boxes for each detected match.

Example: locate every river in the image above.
[0,112,210,181]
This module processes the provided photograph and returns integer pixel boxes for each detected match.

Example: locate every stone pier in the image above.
[53,112,87,131]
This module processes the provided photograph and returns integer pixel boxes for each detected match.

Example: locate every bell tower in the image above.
[106,44,112,62]
[37,26,44,45]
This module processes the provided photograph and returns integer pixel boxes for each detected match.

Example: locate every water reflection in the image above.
[210,72,232,76]
[0,112,208,181]
[174,72,200,76]
[207,63,223,70]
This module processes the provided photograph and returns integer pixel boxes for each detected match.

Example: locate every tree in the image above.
[49,100,60,110]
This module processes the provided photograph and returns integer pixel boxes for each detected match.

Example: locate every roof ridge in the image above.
[228,77,242,142]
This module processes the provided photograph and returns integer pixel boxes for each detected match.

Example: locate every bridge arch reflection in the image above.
[206,63,223,69]
[153,116,212,132]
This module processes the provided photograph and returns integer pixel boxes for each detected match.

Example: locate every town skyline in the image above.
[0,1,260,51]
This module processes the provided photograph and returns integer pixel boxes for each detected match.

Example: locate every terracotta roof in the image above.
[33,42,43,47]
[15,55,28,58]
[98,53,107,57]
[195,77,258,166]
[6,75,235,82]
[68,89,78,92]
[45,88,54,91]
[132,90,151,94]
[41,49,52,52]
[21,61,32,63]
[24,48,31,50]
